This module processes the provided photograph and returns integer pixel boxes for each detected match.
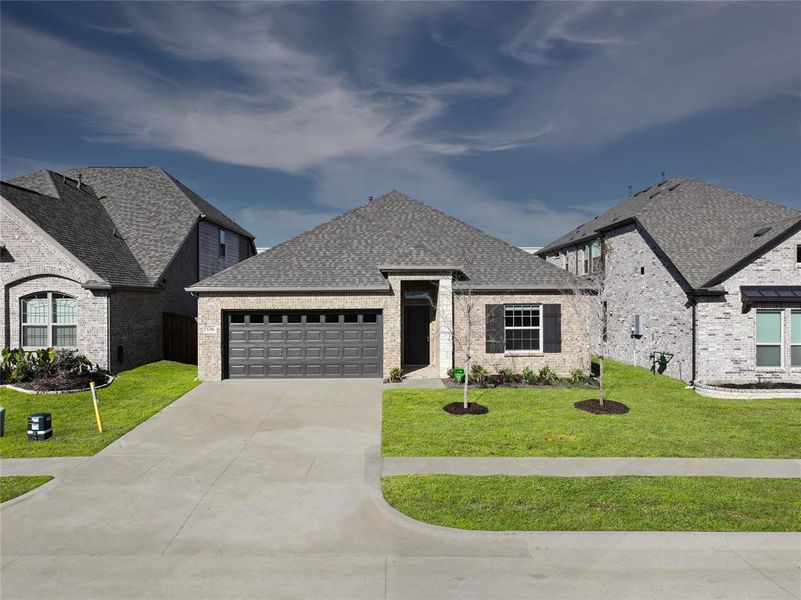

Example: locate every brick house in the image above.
[188,191,588,380]
[537,178,801,384]
[1,167,255,371]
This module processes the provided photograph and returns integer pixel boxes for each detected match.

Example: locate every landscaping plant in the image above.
[469,363,488,384]
[388,367,403,383]
[569,368,585,385]
[522,366,537,385]
[538,365,559,385]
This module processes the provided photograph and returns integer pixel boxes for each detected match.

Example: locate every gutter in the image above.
[186,285,391,294]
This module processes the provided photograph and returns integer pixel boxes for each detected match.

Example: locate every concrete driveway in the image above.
[1,379,799,599]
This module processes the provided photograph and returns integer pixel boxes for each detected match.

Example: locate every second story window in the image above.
[796,244,801,267]
[219,229,226,257]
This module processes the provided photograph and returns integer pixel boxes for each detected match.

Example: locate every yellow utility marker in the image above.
[90,381,103,433]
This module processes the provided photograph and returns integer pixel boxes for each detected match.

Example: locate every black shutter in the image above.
[485,304,504,354]
[543,304,562,353]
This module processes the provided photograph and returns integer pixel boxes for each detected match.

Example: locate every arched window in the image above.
[21,292,78,348]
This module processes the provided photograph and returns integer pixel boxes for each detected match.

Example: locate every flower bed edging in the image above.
[1,374,115,395]
[694,380,801,399]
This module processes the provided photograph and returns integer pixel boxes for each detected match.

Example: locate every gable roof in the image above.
[1,177,150,287]
[5,167,253,287]
[537,178,801,290]
[190,190,578,292]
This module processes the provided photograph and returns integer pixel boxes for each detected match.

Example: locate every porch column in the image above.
[437,277,453,377]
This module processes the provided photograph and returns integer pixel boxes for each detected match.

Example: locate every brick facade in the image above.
[696,230,801,382]
[544,224,801,383]
[196,276,587,380]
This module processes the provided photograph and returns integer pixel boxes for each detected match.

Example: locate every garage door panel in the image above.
[227,311,382,378]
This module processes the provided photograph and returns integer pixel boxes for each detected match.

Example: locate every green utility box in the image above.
[452,367,465,381]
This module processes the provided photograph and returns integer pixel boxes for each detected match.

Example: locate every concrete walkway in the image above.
[1,457,89,477]
[1,379,799,599]
[383,456,801,478]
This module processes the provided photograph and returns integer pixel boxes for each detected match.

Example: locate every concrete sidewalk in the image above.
[0,457,89,477]
[382,456,801,478]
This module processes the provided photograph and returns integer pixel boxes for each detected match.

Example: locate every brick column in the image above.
[438,277,453,377]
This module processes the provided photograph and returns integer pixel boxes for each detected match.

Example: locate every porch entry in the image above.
[403,305,430,365]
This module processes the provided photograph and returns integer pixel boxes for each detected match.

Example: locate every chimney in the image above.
[368,196,374,202]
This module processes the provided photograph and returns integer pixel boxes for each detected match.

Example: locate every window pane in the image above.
[344,314,358,323]
[792,346,801,367]
[22,326,48,347]
[287,314,301,323]
[792,312,801,344]
[756,345,781,367]
[22,295,49,324]
[362,313,377,323]
[325,314,339,323]
[756,311,781,343]
[268,314,283,324]
[52,295,77,323]
[53,325,77,347]
[249,314,264,324]
[306,313,321,323]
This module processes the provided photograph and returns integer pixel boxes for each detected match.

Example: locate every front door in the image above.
[403,305,430,365]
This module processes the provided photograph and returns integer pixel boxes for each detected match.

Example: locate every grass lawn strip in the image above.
[0,361,199,458]
[0,476,54,503]
[382,475,801,531]
[382,359,801,458]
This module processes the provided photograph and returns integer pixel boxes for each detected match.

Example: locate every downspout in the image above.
[691,298,697,385]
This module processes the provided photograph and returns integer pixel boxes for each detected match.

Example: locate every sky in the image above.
[1,1,799,247]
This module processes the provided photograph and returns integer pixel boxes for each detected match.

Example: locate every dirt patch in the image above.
[15,372,110,393]
[443,402,489,415]
[574,399,630,415]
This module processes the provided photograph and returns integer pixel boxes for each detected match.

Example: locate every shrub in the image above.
[497,368,522,384]
[538,365,559,385]
[521,366,537,385]
[469,363,488,384]
[446,367,455,380]
[569,368,585,385]
[1,347,93,383]
[388,366,403,383]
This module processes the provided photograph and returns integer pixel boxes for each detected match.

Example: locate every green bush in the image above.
[388,366,403,383]
[1,347,93,383]
[497,368,522,384]
[521,366,537,385]
[469,363,488,384]
[538,365,559,385]
[569,368,585,384]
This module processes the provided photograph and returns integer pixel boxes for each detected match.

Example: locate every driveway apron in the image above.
[1,379,798,599]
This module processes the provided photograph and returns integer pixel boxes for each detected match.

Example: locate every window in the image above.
[306,313,321,323]
[792,311,801,367]
[590,241,603,272]
[268,314,283,324]
[362,313,377,323]
[580,246,589,275]
[219,229,226,257]
[230,314,245,324]
[21,292,77,348]
[287,314,302,323]
[504,304,542,352]
[249,314,264,324]
[756,309,782,367]
[324,314,339,323]
[796,244,801,265]
[561,251,569,271]
[344,314,358,323]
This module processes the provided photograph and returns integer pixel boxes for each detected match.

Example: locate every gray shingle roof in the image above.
[190,190,578,292]
[5,167,253,287]
[538,178,801,290]
[1,177,150,287]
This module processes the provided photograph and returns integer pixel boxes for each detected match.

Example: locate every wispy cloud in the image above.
[1,1,798,245]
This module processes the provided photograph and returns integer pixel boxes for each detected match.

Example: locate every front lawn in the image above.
[0,361,199,458]
[0,476,54,503]
[382,475,801,531]
[382,360,801,458]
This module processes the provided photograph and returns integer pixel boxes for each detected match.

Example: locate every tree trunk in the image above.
[463,358,470,409]
[599,355,605,406]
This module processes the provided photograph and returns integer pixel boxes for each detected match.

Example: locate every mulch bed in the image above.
[574,398,630,415]
[711,381,801,390]
[15,372,110,393]
[442,379,598,390]
[443,401,489,415]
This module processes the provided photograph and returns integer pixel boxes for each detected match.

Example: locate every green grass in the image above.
[382,359,801,458]
[0,476,54,503]
[382,475,801,531]
[0,361,199,458]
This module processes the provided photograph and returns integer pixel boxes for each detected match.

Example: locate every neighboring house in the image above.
[538,178,801,384]
[1,167,255,371]
[188,191,588,380]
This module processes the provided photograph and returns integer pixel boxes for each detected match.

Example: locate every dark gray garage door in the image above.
[226,311,382,378]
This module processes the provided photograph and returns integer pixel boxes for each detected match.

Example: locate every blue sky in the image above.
[2,1,799,247]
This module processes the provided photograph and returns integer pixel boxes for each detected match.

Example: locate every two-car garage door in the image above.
[226,311,382,378]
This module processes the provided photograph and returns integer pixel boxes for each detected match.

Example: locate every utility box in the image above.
[631,314,642,338]
[27,412,52,441]
[0,406,5,437]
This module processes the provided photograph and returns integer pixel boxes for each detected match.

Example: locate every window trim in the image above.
[503,304,543,353]
[791,310,801,368]
[219,229,226,258]
[20,291,78,350]
[755,308,783,369]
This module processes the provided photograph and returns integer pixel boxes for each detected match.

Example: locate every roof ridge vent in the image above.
[754,226,772,237]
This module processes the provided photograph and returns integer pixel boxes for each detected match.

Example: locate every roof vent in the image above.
[648,190,661,199]
[668,182,681,192]
[754,226,772,237]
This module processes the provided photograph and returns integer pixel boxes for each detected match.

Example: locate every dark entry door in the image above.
[163,313,198,365]
[403,305,430,365]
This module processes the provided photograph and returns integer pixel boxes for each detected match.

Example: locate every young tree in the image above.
[559,240,608,405]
